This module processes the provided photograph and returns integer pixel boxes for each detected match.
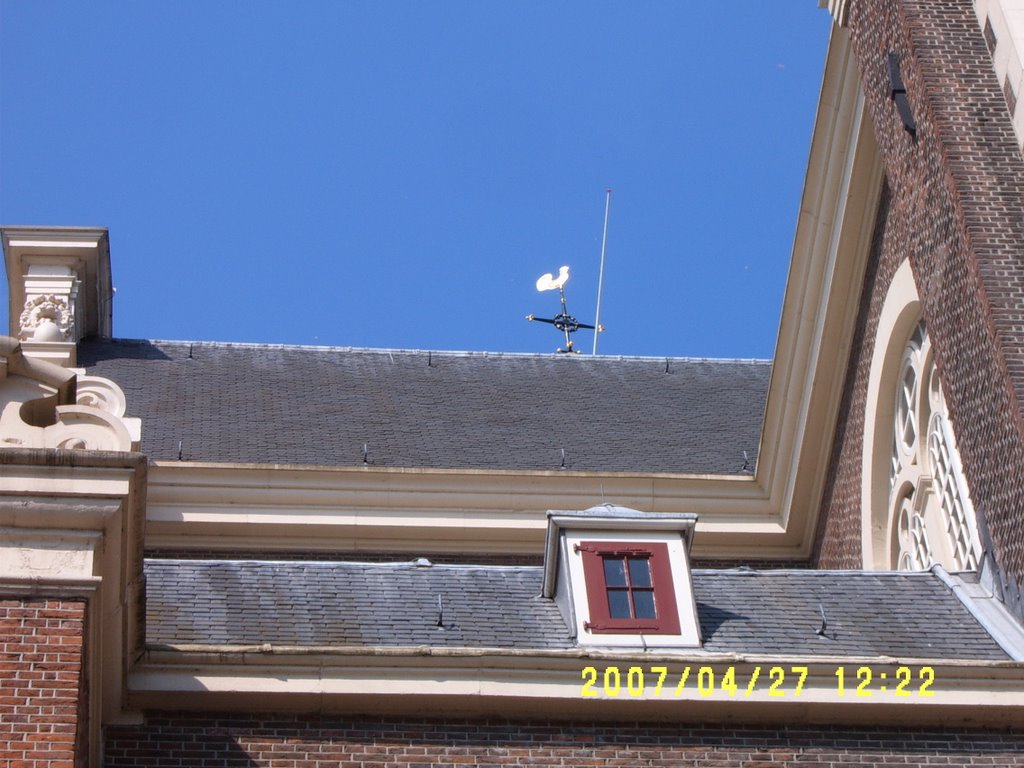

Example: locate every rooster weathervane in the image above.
[526,265,604,354]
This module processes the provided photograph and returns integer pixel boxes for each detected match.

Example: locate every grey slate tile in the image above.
[79,338,769,474]
[144,560,1009,660]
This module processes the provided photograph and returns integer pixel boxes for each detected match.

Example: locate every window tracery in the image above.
[888,321,980,571]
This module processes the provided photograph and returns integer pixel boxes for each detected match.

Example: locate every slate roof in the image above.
[144,559,1009,660]
[78,338,769,474]
[145,559,571,650]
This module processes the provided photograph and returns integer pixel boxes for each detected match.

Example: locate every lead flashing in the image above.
[933,564,1024,661]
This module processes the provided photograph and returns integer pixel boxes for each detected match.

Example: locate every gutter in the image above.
[141,642,1023,669]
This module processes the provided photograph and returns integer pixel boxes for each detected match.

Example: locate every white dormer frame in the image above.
[542,505,701,648]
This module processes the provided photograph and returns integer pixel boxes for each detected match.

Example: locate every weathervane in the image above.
[526,266,603,353]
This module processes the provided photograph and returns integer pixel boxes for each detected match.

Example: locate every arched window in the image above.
[887,321,980,571]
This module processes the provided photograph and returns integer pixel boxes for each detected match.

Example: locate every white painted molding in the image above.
[144,462,784,558]
[129,649,1024,726]
[749,25,883,555]
[862,259,921,569]
[973,0,1024,148]
[818,0,850,27]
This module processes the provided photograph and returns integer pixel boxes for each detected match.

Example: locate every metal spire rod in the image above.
[593,188,612,355]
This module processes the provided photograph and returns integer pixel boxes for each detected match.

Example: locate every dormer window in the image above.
[542,505,701,648]
[601,550,656,619]
[577,541,681,634]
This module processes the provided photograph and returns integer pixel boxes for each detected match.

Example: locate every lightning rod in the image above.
[593,188,611,355]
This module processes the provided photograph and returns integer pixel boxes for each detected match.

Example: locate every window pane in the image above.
[607,589,632,618]
[628,557,651,587]
[633,589,657,619]
[603,557,626,587]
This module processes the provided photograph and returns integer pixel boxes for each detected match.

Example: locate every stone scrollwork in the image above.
[0,337,140,452]
[57,436,89,450]
[0,399,135,452]
[76,375,128,418]
[19,294,76,342]
[47,405,135,452]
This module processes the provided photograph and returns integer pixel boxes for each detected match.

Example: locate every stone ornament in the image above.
[0,399,134,452]
[19,294,75,342]
[76,375,128,418]
[0,401,135,452]
[0,337,140,452]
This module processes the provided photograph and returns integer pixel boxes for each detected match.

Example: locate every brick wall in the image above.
[815,0,1024,605]
[0,598,87,768]
[103,715,1024,767]
[814,185,895,569]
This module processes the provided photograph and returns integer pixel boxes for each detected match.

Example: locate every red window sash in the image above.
[578,541,681,634]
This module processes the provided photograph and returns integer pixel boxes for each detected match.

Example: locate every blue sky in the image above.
[0,3,832,359]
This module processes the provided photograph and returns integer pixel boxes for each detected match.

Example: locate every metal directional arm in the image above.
[527,280,602,354]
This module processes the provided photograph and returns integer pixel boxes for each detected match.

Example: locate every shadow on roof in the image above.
[78,338,174,363]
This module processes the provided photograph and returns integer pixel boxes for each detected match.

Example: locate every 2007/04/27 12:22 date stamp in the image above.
[580,665,936,699]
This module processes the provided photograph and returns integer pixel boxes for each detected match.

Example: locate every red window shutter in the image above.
[578,541,681,635]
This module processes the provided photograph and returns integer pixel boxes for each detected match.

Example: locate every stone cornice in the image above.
[146,462,785,558]
[0,448,148,763]
[130,647,1024,726]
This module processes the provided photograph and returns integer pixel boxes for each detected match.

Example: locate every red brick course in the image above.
[103,715,1024,767]
[814,0,1024,607]
[0,598,87,768]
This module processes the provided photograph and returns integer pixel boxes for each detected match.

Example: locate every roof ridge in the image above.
[144,557,541,570]
[146,559,944,577]
[89,337,773,365]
